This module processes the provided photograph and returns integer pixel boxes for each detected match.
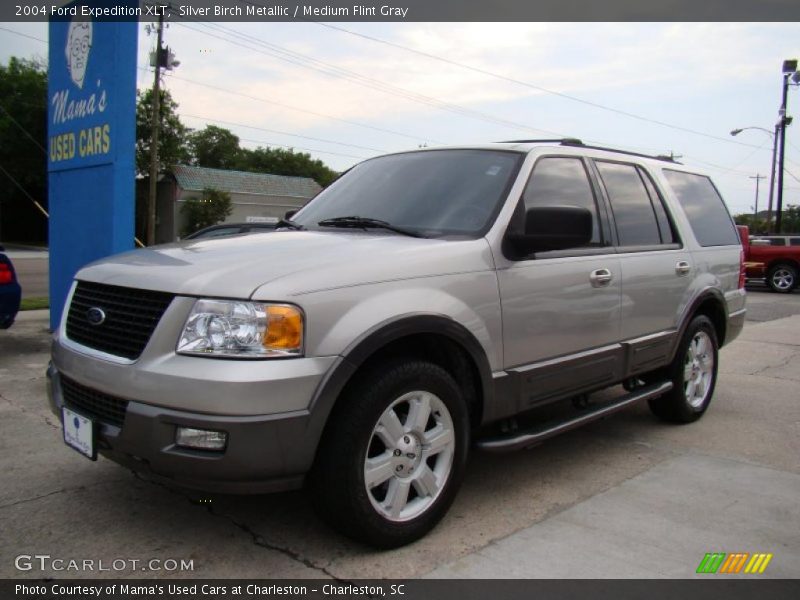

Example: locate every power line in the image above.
[173,20,566,138]
[305,19,768,152]
[0,26,47,45]
[0,164,49,218]
[0,104,46,154]
[0,19,786,197]
[159,70,444,145]
[180,113,387,153]
[784,168,800,185]
[233,136,369,160]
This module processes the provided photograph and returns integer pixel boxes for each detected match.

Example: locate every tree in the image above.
[780,204,800,233]
[0,57,48,243]
[189,125,242,169]
[236,146,338,187]
[733,213,769,235]
[180,187,232,236]
[135,87,189,176]
[734,205,800,235]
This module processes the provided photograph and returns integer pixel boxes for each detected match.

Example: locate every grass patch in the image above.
[20,297,49,311]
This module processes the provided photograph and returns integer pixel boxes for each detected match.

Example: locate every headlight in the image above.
[177,299,304,358]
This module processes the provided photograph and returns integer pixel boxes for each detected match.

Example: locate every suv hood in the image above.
[76,231,494,299]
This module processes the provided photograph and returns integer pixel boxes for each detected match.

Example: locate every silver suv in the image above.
[47,140,746,547]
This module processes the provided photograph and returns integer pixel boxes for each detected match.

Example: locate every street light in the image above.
[731,126,778,229]
[776,59,799,234]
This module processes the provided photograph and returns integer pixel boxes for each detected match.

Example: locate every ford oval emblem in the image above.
[86,307,106,325]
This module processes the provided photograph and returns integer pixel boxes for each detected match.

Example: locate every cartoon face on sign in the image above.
[65,19,92,89]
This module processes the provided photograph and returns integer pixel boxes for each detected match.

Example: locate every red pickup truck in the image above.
[737,225,800,293]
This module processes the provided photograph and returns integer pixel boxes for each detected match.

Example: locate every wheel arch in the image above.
[766,258,800,272]
[302,314,494,467]
[673,289,728,359]
[766,259,800,281]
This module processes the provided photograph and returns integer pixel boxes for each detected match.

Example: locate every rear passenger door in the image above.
[591,160,693,372]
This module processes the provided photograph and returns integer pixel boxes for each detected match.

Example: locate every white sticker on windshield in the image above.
[486,165,502,176]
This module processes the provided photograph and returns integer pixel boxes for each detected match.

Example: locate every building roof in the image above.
[172,165,322,198]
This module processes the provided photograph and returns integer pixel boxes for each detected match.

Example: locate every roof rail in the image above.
[497,138,584,145]
[496,138,679,163]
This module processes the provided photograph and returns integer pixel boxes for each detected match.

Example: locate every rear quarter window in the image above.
[662,170,740,247]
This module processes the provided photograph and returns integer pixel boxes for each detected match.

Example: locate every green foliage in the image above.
[0,57,48,242]
[180,187,233,236]
[20,297,49,311]
[189,125,242,169]
[135,87,190,176]
[733,213,770,235]
[235,146,338,187]
[781,204,800,233]
[734,205,800,235]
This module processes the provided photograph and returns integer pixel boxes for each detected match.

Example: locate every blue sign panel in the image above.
[48,1,138,329]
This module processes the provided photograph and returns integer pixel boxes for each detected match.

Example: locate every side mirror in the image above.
[284,209,298,220]
[507,206,593,256]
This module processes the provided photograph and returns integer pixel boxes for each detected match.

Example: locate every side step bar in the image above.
[476,381,673,453]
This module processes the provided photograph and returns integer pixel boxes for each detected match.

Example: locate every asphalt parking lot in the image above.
[0,286,798,580]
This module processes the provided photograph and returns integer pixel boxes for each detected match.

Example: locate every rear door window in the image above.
[662,170,739,246]
[595,161,661,246]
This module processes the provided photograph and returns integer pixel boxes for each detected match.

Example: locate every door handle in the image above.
[590,268,613,287]
[675,261,692,276]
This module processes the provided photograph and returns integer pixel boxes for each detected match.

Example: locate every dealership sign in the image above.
[48,12,115,169]
[47,1,138,329]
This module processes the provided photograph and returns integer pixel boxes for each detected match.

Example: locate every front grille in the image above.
[61,376,129,427]
[66,281,174,360]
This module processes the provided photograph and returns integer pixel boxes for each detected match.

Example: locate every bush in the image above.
[180,188,233,237]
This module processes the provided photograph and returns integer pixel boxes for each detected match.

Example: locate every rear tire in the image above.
[766,263,797,293]
[309,359,469,548]
[648,315,719,423]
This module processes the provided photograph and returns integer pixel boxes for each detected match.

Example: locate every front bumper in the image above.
[48,341,338,493]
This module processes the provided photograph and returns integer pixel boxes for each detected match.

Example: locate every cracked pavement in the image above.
[1,287,799,579]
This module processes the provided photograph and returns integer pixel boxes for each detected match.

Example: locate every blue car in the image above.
[0,246,21,329]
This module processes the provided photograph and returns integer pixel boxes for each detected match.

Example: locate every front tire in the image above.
[766,263,797,293]
[648,315,719,423]
[309,359,469,548]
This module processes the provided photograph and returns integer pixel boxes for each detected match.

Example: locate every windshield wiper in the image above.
[317,216,425,238]
[276,218,305,231]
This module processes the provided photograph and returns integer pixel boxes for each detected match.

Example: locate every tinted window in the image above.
[596,161,661,246]
[769,238,787,246]
[640,169,678,244]
[522,157,601,244]
[663,170,740,246]
[791,238,800,246]
[294,150,523,237]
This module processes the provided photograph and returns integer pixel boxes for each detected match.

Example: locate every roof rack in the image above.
[497,138,584,145]
[495,138,679,164]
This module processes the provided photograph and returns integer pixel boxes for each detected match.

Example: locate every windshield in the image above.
[293,149,523,237]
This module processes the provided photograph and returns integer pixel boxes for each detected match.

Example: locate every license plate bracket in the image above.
[62,406,96,460]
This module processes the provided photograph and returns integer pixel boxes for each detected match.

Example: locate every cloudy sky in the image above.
[2,20,800,216]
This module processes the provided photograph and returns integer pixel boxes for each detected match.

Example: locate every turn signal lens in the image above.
[264,305,303,351]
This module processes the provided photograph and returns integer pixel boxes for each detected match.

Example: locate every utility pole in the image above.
[765,121,780,232]
[749,174,765,228]
[775,59,798,234]
[147,13,164,246]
